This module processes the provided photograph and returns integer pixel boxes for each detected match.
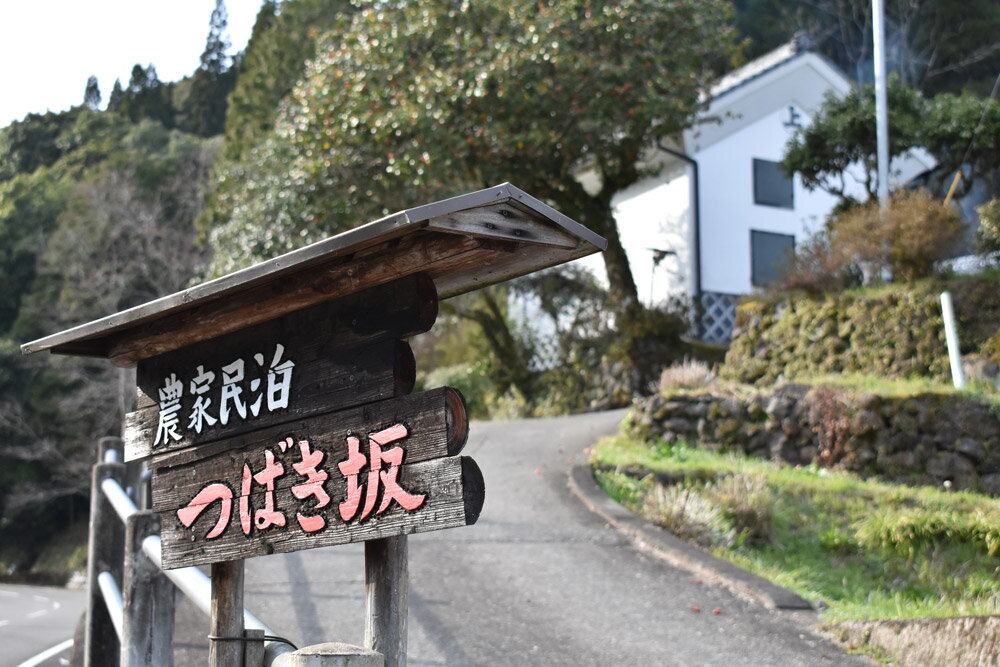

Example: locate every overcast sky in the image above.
[0,1,265,127]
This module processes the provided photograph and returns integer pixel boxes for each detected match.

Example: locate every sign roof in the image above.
[21,183,606,366]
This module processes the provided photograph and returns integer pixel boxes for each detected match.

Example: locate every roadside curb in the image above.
[567,463,812,611]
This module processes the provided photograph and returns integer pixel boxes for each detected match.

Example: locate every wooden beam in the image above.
[425,203,578,248]
[107,236,473,366]
[365,535,408,667]
[158,455,484,569]
[210,560,245,667]
[126,339,417,462]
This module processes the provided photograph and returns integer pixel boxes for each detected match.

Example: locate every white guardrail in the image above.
[93,459,294,666]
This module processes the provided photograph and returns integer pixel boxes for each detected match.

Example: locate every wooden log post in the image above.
[365,535,408,667]
[121,511,175,667]
[85,460,126,667]
[210,559,246,667]
[243,628,265,667]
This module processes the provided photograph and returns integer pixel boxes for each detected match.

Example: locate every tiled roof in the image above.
[708,34,815,102]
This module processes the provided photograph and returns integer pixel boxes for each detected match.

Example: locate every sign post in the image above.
[23,183,606,666]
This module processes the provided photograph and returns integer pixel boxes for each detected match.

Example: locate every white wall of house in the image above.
[694,103,839,295]
[573,45,936,330]
[572,170,692,309]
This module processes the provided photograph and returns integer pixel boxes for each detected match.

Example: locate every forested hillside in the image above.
[0,1,238,574]
[1,0,997,577]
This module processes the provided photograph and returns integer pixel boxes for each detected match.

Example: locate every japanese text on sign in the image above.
[154,343,295,446]
[176,423,426,540]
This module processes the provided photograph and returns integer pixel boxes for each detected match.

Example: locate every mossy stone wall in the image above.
[722,277,1000,386]
[630,385,1000,495]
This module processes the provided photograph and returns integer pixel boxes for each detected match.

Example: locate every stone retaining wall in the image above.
[721,276,1000,386]
[631,384,1000,494]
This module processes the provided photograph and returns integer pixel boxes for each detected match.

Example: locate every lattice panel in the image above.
[699,291,739,344]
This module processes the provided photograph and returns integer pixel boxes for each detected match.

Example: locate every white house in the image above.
[576,37,935,343]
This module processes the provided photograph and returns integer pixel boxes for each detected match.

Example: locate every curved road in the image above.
[0,583,83,666]
[165,409,865,665]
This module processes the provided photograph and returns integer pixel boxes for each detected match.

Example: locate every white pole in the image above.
[97,571,124,640]
[940,291,965,388]
[872,0,890,208]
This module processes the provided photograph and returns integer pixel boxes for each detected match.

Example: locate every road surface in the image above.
[170,409,866,666]
[0,583,83,666]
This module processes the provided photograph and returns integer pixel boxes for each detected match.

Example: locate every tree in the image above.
[120,64,175,127]
[127,64,149,94]
[178,0,236,136]
[0,113,214,572]
[83,76,101,110]
[200,0,230,76]
[108,79,124,112]
[733,1,1000,95]
[219,0,354,163]
[782,77,925,205]
[782,79,1000,205]
[211,0,737,321]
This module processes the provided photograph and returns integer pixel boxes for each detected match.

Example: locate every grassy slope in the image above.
[592,433,1000,622]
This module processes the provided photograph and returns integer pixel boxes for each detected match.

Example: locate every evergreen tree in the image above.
[121,64,175,127]
[108,79,124,112]
[218,0,352,162]
[127,64,148,93]
[83,76,101,110]
[200,0,354,233]
[201,0,230,75]
[177,0,234,136]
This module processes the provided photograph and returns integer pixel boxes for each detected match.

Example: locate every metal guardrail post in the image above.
[98,436,124,463]
[122,511,175,667]
[86,458,126,667]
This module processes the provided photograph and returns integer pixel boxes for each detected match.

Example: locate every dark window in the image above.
[753,158,793,208]
[751,230,795,286]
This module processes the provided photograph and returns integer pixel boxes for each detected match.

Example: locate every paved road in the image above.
[0,583,83,666]
[172,409,866,665]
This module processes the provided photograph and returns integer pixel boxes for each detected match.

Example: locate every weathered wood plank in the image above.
[126,338,416,462]
[85,462,125,667]
[107,235,476,366]
[133,273,435,408]
[425,203,578,249]
[150,387,468,509]
[22,184,606,362]
[121,511,175,667]
[365,535,408,667]
[159,455,484,569]
[210,560,244,667]
[433,237,596,298]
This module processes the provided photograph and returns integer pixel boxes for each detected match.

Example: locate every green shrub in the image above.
[853,508,1000,560]
[984,329,1000,365]
[977,198,1000,253]
[420,362,494,419]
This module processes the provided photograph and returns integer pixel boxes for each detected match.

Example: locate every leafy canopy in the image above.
[208,0,738,310]
[782,78,1000,204]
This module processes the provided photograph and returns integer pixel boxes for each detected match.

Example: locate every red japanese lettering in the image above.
[176,483,233,539]
[337,423,425,523]
[290,438,330,533]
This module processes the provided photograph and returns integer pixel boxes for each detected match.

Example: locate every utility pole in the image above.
[872,0,890,208]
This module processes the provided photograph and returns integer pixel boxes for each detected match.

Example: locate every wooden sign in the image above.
[153,388,482,569]
[22,185,608,666]
[123,275,436,462]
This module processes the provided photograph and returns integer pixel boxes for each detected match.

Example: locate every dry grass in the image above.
[659,359,715,393]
